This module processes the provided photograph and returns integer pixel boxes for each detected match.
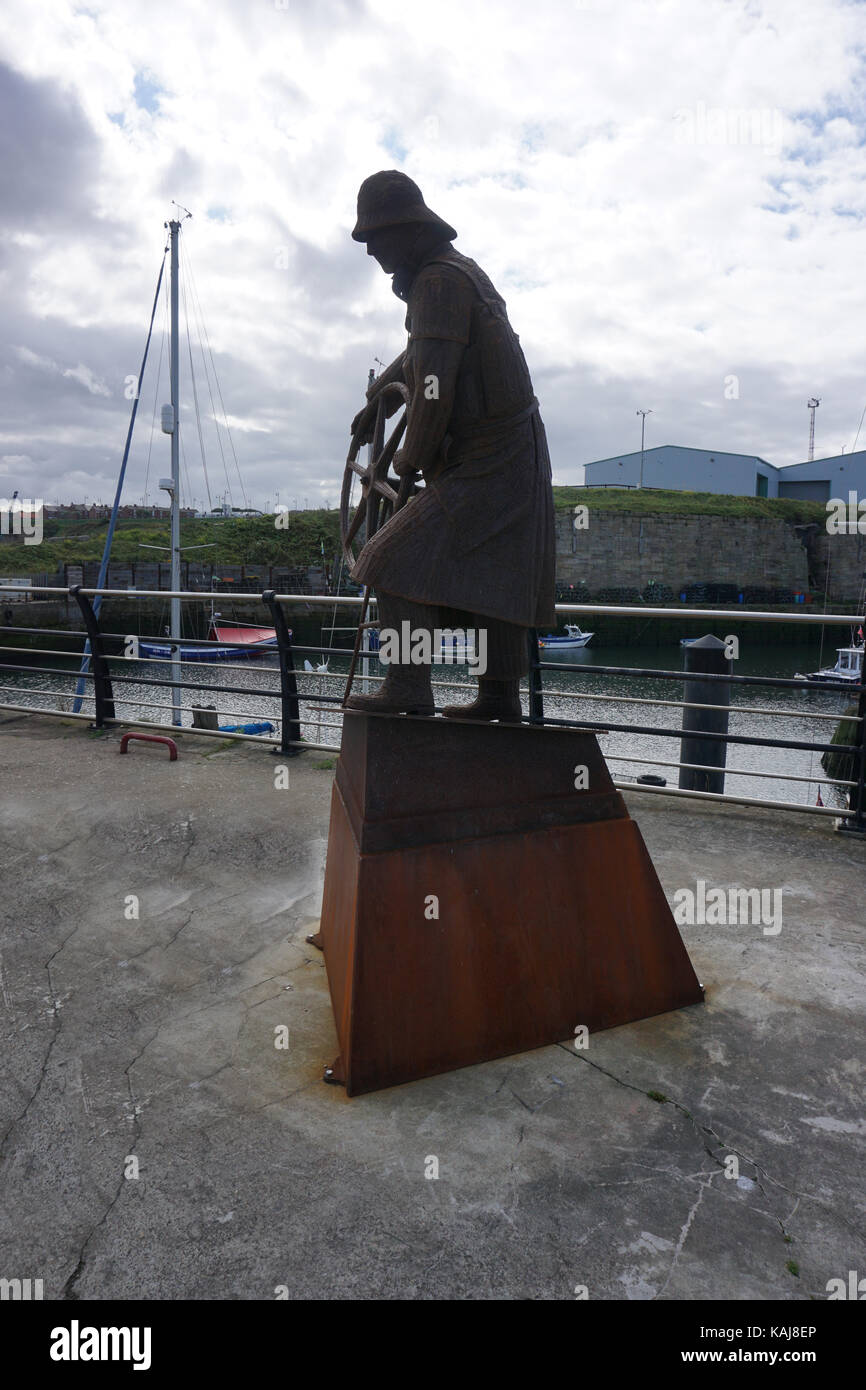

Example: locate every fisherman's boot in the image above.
[344,590,436,716]
[441,677,523,722]
[344,665,435,716]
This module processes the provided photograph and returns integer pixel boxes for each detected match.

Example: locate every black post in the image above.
[261,590,300,756]
[840,667,866,834]
[69,586,115,726]
[527,627,543,724]
[679,634,731,793]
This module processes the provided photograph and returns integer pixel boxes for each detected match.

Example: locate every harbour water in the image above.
[0,639,854,811]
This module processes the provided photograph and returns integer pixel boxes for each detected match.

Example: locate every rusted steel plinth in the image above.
[319,712,703,1097]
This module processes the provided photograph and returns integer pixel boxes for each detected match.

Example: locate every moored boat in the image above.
[140,621,279,662]
[796,642,864,685]
[537,625,593,650]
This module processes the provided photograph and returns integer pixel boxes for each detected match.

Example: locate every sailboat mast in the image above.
[168,218,182,725]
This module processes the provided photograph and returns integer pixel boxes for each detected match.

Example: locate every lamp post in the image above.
[636,409,653,489]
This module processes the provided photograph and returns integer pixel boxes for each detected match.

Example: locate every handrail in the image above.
[1,585,863,830]
[1,584,862,626]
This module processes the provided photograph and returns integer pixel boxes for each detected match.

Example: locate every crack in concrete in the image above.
[161,910,197,951]
[196,1075,324,1132]
[0,925,78,1166]
[555,1041,865,1248]
[508,1088,534,1113]
[177,818,196,873]
[654,1170,719,1299]
[62,1035,151,1300]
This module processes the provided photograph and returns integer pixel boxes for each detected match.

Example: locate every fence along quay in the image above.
[1,585,864,833]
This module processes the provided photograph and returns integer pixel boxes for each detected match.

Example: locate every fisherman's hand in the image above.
[350,405,375,444]
[392,450,419,478]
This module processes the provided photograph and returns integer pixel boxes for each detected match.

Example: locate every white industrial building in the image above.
[582,445,866,501]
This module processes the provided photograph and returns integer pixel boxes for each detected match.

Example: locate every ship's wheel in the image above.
[340,382,421,564]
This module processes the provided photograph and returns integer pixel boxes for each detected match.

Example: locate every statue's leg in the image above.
[344,590,437,715]
[441,614,526,721]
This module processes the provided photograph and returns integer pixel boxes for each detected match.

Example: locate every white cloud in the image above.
[217,414,271,434]
[14,346,110,395]
[62,363,111,396]
[15,346,57,372]
[0,0,864,507]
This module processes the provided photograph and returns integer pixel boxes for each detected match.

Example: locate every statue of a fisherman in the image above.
[345,170,555,721]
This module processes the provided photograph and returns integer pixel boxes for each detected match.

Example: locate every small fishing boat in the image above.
[537,625,593,650]
[796,642,864,685]
[140,621,279,662]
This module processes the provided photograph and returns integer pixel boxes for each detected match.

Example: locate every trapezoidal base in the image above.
[319,712,703,1096]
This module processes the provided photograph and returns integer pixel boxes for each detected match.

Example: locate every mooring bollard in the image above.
[679,634,731,794]
[191,704,219,731]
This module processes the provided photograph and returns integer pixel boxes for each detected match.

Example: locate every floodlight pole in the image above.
[637,409,653,489]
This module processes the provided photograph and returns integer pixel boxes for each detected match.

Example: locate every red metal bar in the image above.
[119,732,178,761]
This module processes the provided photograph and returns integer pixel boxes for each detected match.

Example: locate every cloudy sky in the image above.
[1,0,865,510]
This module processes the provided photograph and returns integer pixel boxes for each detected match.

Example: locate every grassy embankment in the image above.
[0,510,341,573]
[0,490,827,575]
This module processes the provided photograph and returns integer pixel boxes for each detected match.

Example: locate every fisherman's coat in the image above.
[350,245,556,629]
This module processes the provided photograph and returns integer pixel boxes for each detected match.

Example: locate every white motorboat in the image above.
[796,642,864,685]
[537,625,593,650]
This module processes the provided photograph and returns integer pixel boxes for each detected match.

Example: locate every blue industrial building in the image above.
[582,445,866,501]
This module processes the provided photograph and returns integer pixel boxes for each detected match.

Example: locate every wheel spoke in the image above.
[372,478,398,504]
[372,397,386,457]
[375,417,407,475]
[344,496,367,549]
[342,392,410,559]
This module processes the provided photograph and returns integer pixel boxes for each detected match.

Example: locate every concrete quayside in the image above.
[0,713,863,1301]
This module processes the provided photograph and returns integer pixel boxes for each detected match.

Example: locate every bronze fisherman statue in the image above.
[345,170,556,721]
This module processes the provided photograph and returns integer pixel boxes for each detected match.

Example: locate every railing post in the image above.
[839,673,866,835]
[69,586,115,727]
[527,627,543,724]
[261,590,301,756]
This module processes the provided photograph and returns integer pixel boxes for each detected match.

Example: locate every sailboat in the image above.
[141,213,279,682]
[139,595,278,662]
[72,209,282,723]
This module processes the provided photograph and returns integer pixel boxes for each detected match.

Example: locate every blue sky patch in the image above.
[133,72,164,114]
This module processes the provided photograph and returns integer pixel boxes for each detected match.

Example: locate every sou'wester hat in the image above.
[351,170,457,242]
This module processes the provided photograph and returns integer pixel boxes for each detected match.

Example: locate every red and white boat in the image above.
[140,620,279,662]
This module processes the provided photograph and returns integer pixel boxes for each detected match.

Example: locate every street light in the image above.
[636,409,653,488]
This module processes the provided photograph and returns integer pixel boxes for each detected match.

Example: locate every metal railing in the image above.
[1,585,864,830]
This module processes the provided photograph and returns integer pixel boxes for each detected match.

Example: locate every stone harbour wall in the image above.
[554,512,864,603]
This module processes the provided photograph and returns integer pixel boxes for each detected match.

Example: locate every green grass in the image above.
[0,510,343,574]
[202,739,240,756]
[553,487,827,523]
